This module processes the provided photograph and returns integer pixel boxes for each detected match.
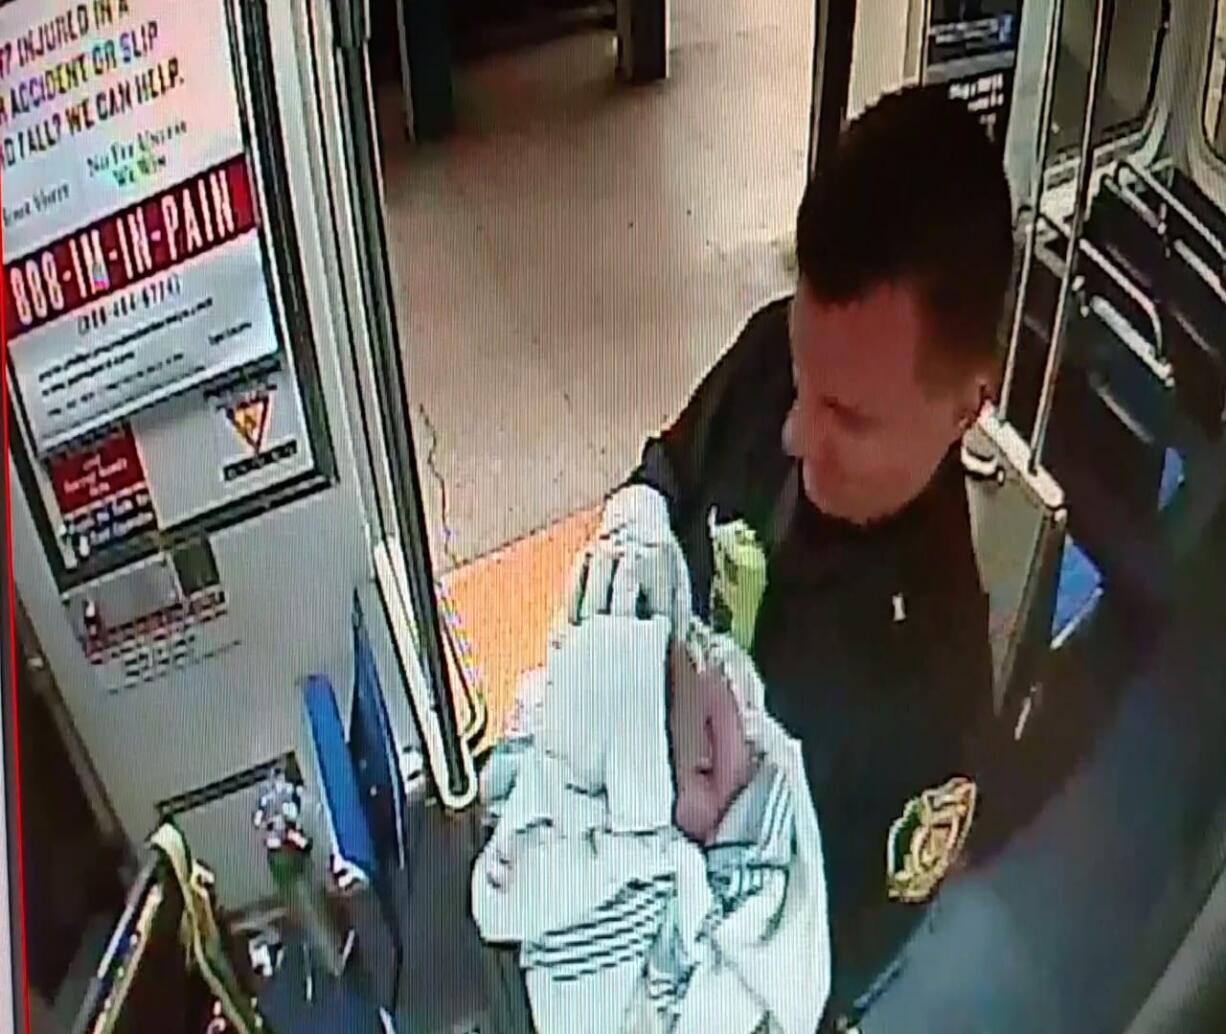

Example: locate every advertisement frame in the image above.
[5,0,337,594]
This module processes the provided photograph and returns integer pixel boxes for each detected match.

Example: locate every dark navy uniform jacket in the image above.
[627,297,1015,1026]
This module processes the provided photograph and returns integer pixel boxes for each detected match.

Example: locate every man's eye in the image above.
[833,407,872,434]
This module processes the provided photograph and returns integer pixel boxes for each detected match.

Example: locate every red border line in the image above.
[2,148,35,1034]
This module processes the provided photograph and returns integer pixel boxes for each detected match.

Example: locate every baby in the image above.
[478,623,755,897]
[667,637,758,844]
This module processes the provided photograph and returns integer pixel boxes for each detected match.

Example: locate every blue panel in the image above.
[349,592,408,870]
[303,675,376,882]
[1159,448,1185,511]
[1052,539,1104,643]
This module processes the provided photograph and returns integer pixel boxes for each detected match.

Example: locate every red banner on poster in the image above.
[47,423,146,515]
[3,154,258,340]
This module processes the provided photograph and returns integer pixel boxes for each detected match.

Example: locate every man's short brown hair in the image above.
[796,84,1015,381]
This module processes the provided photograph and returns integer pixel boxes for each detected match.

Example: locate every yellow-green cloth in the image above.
[709,517,768,652]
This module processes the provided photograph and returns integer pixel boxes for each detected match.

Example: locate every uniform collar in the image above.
[790,447,965,551]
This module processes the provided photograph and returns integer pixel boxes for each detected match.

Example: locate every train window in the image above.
[1049,0,1168,155]
[1203,1,1226,155]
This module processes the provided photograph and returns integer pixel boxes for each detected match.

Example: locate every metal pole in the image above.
[1000,0,1066,420]
[616,0,669,83]
[807,1,858,182]
[1029,0,1116,470]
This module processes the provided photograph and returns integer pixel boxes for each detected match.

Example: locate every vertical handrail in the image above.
[1029,0,1116,471]
[807,1,858,182]
[0,443,22,1034]
[1000,0,1066,421]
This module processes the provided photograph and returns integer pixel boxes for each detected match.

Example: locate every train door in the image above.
[810,2,1030,187]
[4,0,488,1025]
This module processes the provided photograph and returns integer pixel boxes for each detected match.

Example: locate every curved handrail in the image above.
[1115,158,1226,271]
[1100,174,1165,238]
[1080,240,1171,373]
[1035,211,1166,362]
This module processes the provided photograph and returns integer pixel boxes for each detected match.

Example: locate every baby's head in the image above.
[667,637,758,844]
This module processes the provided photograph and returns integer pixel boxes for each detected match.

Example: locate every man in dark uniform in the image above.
[570,84,1018,1029]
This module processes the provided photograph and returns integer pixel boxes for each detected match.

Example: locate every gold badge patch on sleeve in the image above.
[886,776,977,904]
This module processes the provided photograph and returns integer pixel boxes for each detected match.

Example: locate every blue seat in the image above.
[1051,539,1103,648]
[1049,448,1183,654]
[1010,258,1173,631]
[349,592,409,872]
[303,663,406,1013]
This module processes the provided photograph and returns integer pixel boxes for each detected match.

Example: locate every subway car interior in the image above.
[9,0,1226,1031]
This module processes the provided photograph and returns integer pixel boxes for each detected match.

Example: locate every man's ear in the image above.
[955,373,992,436]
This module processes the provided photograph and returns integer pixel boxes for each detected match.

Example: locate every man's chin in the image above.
[810,489,881,528]
[802,466,861,524]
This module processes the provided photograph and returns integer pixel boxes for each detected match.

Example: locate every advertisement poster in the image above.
[947,67,1015,148]
[127,355,313,525]
[924,4,1020,149]
[0,0,280,454]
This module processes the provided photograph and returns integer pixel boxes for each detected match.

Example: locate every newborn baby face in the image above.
[668,641,756,844]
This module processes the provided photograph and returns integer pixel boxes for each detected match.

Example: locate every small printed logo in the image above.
[225,393,271,454]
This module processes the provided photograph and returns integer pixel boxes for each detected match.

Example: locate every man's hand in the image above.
[566,485,691,630]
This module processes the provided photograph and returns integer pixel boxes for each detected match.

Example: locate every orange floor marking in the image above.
[441,506,601,754]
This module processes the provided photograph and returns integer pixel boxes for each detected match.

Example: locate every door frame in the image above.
[1,387,26,1034]
[330,0,477,808]
[807,0,858,179]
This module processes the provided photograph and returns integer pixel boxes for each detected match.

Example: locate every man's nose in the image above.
[783,400,823,459]
[782,402,804,458]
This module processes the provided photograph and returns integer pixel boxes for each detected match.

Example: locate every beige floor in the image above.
[376,0,813,570]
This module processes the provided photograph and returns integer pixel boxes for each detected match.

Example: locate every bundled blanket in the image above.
[471,612,831,1034]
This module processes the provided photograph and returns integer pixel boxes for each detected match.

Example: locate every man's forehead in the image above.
[792,283,926,407]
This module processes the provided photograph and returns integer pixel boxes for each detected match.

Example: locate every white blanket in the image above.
[470,613,831,1034]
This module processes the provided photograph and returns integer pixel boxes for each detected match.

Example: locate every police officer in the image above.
[570,84,1018,1028]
